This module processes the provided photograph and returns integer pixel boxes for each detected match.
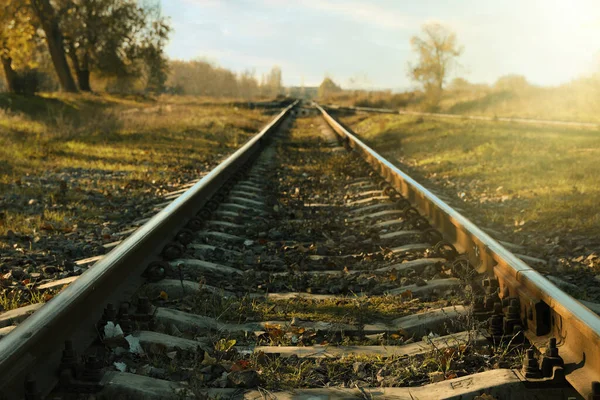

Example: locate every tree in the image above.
[238,69,259,99]
[57,0,170,92]
[318,77,342,99]
[408,23,462,105]
[0,1,37,93]
[261,66,282,97]
[137,3,171,93]
[29,0,79,92]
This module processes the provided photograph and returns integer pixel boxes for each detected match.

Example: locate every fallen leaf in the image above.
[215,338,236,352]
[230,360,250,372]
[113,362,127,372]
[201,351,216,365]
[104,322,124,339]
[159,291,168,300]
[125,334,144,355]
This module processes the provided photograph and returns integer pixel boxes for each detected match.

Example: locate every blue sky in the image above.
[161,0,600,89]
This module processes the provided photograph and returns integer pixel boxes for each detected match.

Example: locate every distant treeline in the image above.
[166,61,283,99]
[321,74,600,123]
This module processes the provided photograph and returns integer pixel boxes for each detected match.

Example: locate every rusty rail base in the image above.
[0,101,298,399]
[316,103,600,397]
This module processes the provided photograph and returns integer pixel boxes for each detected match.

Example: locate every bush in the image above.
[13,68,41,96]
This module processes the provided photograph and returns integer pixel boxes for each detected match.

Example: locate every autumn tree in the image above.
[261,66,282,97]
[0,1,38,93]
[238,69,259,99]
[318,77,342,99]
[408,23,462,106]
[56,0,170,92]
[29,0,79,92]
[136,3,171,93]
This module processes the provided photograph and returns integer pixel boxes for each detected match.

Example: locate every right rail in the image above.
[317,103,600,397]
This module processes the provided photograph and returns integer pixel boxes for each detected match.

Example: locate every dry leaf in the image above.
[201,351,216,365]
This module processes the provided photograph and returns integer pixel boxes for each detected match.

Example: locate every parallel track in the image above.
[0,101,598,399]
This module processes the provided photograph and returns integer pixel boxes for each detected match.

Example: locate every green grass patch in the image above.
[340,113,600,238]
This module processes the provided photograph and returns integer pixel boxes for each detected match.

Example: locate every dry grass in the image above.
[340,113,600,240]
[0,92,270,237]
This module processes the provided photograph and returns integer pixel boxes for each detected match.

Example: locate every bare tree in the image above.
[408,22,462,106]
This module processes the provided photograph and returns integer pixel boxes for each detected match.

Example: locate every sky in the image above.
[160,0,600,90]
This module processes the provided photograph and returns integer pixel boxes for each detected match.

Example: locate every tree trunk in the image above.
[1,56,17,93]
[79,52,91,92]
[31,0,78,93]
[67,44,92,92]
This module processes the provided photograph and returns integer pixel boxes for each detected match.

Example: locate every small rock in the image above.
[28,199,37,206]
[429,371,445,383]
[423,265,438,276]
[10,267,27,280]
[376,366,389,383]
[227,370,259,388]
[42,266,58,274]
[353,362,366,375]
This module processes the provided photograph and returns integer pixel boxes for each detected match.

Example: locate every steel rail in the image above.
[316,103,600,397]
[0,101,298,398]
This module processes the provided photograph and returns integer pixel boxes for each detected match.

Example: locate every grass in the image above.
[183,288,454,326]
[339,113,600,241]
[0,92,270,237]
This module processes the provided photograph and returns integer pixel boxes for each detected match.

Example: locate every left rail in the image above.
[0,101,298,399]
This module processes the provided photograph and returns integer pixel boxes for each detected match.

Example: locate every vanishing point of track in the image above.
[0,101,599,399]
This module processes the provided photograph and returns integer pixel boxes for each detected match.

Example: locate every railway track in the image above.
[0,101,598,399]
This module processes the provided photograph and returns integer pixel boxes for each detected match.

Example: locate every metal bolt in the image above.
[162,242,183,260]
[590,381,600,400]
[59,340,78,375]
[136,296,151,314]
[176,229,194,245]
[118,303,133,334]
[24,374,41,400]
[82,354,103,382]
[522,349,540,378]
[144,261,167,282]
[540,337,564,378]
[503,298,521,334]
[490,302,504,337]
[97,303,117,331]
